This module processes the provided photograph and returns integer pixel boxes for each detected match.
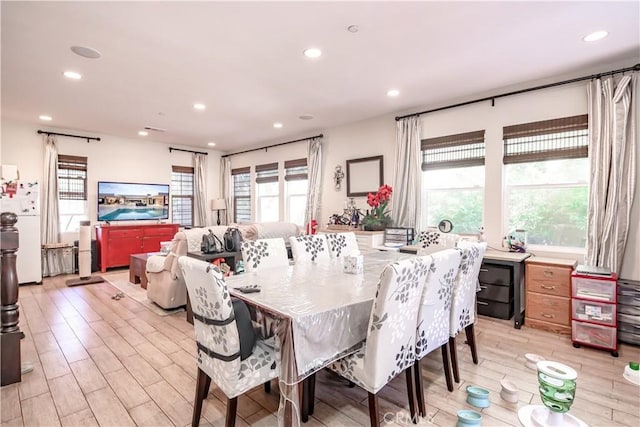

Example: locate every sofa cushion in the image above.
[146,254,168,273]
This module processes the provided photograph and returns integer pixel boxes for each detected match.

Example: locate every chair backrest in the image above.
[450,241,487,336]
[240,238,289,272]
[415,249,462,360]
[362,257,430,392]
[325,232,360,258]
[416,230,460,255]
[289,234,330,263]
[177,256,241,395]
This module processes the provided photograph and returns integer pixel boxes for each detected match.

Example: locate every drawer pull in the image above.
[540,285,556,290]
[479,268,489,272]
[543,270,554,277]
[480,286,487,290]
[541,313,554,319]
[477,301,489,306]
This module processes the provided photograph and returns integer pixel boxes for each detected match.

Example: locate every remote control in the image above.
[238,285,261,293]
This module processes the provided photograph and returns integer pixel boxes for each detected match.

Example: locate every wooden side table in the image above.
[129,252,161,289]
[186,250,242,271]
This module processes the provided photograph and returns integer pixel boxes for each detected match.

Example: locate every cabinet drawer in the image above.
[478,283,512,303]
[572,320,616,349]
[527,264,571,297]
[477,298,512,319]
[478,263,511,286]
[107,228,142,239]
[619,330,640,345]
[572,299,615,326]
[143,226,177,237]
[526,293,570,325]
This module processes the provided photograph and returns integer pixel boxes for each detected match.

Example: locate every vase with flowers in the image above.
[362,184,393,231]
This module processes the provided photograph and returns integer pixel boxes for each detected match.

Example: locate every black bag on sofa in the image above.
[201,229,225,254]
[224,227,243,252]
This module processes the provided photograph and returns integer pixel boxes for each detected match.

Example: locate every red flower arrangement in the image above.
[363,184,393,230]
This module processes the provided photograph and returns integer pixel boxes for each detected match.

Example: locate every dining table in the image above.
[225,250,415,427]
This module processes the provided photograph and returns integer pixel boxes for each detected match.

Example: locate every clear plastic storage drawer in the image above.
[572,320,616,349]
[572,300,615,325]
[571,275,616,302]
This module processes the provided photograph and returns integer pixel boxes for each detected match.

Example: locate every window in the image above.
[58,154,88,232]
[504,114,588,248]
[284,158,308,226]
[421,130,485,234]
[232,167,251,222]
[171,165,194,227]
[255,162,279,222]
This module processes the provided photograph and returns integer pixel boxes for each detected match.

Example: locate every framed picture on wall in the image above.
[346,155,383,197]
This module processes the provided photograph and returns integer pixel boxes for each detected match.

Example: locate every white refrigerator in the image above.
[0,181,42,284]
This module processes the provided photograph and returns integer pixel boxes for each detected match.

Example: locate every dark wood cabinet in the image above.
[96,224,178,272]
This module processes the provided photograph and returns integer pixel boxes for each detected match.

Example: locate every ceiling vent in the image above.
[143,126,167,132]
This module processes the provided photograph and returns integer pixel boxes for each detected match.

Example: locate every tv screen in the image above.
[97,181,170,222]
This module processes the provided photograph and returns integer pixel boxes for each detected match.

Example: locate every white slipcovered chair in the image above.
[328,256,431,426]
[412,248,461,416]
[289,234,330,264]
[449,241,487,383]
[240,238,289,272]
[324,232,360,258]
[416,230,460,255]
[178,256,279,427]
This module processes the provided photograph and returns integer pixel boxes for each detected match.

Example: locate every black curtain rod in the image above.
[37,130,101,142]
[396,63,640,121]
[169,147,208,155]
[221,134,324,158]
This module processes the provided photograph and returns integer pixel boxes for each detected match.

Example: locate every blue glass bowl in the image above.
[466,386,490,408]
[456,409,482,426]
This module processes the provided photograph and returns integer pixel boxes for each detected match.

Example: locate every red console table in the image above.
[95,223,178,272]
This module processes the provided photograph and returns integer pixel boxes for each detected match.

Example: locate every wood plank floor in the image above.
[2,270,639,426]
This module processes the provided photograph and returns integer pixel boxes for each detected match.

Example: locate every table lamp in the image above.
[211,198,227,226]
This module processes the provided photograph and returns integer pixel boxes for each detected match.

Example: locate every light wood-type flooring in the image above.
[1,270,639,426]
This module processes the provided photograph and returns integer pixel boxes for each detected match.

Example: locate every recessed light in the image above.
[63,71,82,80]
[583,30,608,42]
[347,25,359,33]
[208,142,216,147]
[303,47,322,59]
[299,115,314,120]
[39,115,52,121]
[387,89,400,97]
[273,123,283,129]
[193,103,206,111]
[70,45,101,59]
[138,131,148,136]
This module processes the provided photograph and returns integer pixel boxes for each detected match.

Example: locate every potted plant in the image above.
[362,184,393,231]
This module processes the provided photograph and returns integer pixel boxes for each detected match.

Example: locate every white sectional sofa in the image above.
[145,222,301,309]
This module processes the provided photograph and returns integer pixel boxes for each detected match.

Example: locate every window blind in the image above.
[58,155,87,200]
[255,162,279,183]
[284,158,308,181]
[421,130,485,170]
[232,167,251,222]
[171,165,194,227]
[503,114,588,164]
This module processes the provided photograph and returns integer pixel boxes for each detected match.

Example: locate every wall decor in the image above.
[333,165,345,190]
[346,155,383,197]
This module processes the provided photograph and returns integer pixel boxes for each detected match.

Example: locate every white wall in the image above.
[1,119,223,241]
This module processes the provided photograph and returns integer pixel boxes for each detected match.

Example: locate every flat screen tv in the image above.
[97,181,170,222]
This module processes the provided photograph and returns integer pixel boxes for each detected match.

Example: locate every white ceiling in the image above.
[2,1,639,152]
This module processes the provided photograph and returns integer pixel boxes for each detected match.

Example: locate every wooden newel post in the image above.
[1,211,22,386]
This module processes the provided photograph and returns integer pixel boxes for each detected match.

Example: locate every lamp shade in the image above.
[211,198,227,210]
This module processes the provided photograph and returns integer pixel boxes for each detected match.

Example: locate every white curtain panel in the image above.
[586,74,637,273]
[220,157,233,224]
[391,116,422,228]
[304,136,323,230]
[41,135,65,275]
[193,153,208,227]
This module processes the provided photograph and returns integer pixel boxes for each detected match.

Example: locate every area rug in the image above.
[104,271,185,317]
